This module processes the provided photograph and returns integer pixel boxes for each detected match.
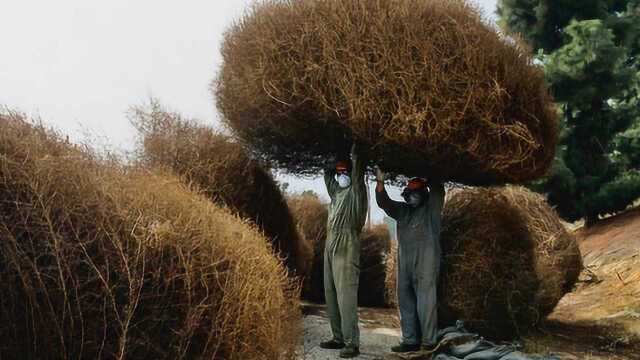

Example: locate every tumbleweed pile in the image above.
[216,0,557,184]
[386,186,582,338]
[130,101,310,277]
[0,112,300,359]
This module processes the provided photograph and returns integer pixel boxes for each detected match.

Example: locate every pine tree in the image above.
[498,0,640,225]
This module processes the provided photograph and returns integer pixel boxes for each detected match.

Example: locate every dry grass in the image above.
[386,186,582,339]
[0,111,300,359]
[216,0,557,185]
[130,100,310,278]
[288,194,391,307]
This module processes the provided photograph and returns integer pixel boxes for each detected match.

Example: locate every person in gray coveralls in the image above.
[319,146,368,359]
[375,167,445,353]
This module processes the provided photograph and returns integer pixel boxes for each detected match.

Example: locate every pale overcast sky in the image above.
[0,0,498,224]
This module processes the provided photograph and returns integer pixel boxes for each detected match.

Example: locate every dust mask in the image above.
[337,174,351,188]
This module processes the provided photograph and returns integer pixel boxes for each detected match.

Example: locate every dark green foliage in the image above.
[613,118,640,168]
[497,0,627,52]
[499,0,640,224]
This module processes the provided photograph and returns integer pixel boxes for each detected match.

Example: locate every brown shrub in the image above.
[385,241,398,308]
[130,100,310,278]
[215,0,557,185]
[0,112,300,359]
[359,224,392,308]
[385,186,582,338]
[287,194,328,302]
[288,195,391,307]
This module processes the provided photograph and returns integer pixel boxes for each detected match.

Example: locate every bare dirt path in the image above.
[542,208,640,359]
[297,303,401,359]
[298,303,638,359]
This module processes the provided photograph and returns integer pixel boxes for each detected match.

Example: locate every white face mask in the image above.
[336,174,351,188]
[407,193,422,207]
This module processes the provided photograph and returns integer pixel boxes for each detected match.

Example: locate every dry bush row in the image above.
[0,112,299,359]
[130,100,311,278]
[287,194,329,302]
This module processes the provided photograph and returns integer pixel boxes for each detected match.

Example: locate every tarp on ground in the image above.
[432,321,560,360]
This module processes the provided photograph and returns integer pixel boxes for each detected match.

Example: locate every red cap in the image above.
[406,178,427,191]
[336,160,351,173]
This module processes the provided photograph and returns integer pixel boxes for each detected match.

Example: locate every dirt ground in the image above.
[534,207,640,359]
[298,304,401,359]
[298,208,640,360]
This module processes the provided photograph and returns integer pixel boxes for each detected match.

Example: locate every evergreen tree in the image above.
[498,0,640,225]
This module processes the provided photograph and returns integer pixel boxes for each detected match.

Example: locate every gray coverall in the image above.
[323,152,368,347]
[376,182,445,346]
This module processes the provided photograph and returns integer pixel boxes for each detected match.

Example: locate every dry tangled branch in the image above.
[216,0,557,185]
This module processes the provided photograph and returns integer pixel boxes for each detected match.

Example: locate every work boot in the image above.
[391,343,420,353]
[339,345,360,358]
[319,339,345,349]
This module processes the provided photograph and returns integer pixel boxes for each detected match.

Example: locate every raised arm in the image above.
[350,143,366,192]
[375,167,406,220]
[324,166,339,199]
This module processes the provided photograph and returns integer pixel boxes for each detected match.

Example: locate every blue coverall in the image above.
[376,183,445,346]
